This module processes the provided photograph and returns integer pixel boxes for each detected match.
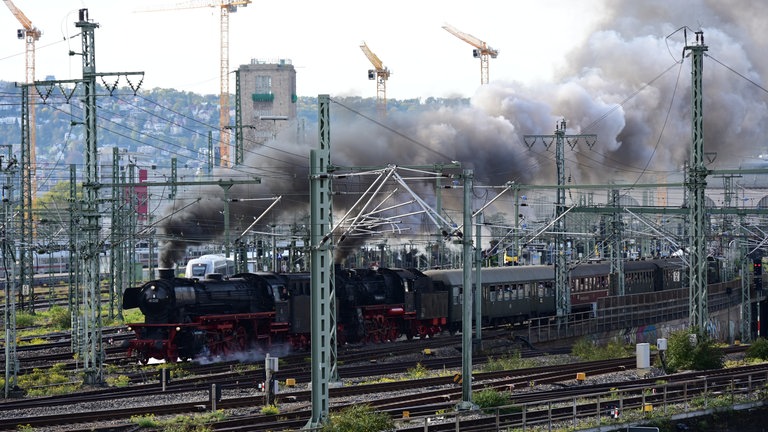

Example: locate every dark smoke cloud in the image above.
[159,0,767,266]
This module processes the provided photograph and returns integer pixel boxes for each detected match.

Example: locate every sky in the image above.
[0,0,604,99]
[3,0,768,182]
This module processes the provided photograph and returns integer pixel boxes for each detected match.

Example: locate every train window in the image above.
[489,287,497,302]
[189,264,207,277]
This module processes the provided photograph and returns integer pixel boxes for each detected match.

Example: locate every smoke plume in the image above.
[159,0,768,267]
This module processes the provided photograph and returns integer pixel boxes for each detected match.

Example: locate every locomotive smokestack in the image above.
[158,268,175,280]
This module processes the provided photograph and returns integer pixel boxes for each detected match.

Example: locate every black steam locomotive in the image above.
[123,257,723,362]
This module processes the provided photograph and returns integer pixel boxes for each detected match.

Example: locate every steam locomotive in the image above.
[122,257,719,362]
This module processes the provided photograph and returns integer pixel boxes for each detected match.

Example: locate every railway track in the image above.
[0,354,633,431]
[0,343,758,431]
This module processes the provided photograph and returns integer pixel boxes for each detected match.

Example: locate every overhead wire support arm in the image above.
[236,196,282,239]
[624,208,690,267]
[323,164,462,245]
[325,167,396,246]
[389,170,460,237]
[449,181,517,233]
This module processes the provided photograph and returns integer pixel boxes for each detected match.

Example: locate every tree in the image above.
[34,180,81,249]
[665,327,723,372]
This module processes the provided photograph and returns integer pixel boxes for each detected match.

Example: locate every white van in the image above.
[184,254,236,279]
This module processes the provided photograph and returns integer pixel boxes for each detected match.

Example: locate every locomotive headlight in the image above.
[126,326,132,331]
[176,326,181,331]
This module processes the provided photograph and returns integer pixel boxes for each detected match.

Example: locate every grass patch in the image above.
[18,362,82,397]
[572,337,632,361]
[131,411,226,432]
[482,351,539,371]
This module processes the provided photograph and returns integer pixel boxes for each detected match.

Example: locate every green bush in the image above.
[106,375,131,387]
[406,362,429,379]
[15,311,36,328]
[260,404,279,415]
[665,328,723,372]
[322,404,394,432]
[746,338,768,360]
[473,387,520,414]
[46,305,71,329]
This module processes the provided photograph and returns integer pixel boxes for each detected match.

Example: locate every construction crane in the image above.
[4,0,40,213]
[360,41,391,119]
[139,0,251,167]
[442,23,498,85]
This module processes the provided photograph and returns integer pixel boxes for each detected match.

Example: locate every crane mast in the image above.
[138,0,251,167]
[360,41,391,119]
[442,23,498,85]
[4,0,40,185]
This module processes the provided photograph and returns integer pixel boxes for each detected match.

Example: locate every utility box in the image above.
[636,343,651,369]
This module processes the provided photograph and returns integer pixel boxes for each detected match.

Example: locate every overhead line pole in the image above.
[307,94,336,428]
[76,8,105,385]
[19,9,146,385]
[524,120,597,323]
[685,31,709,331]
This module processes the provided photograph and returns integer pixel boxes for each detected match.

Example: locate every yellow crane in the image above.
[139,0,251,167]
[442,23,498,85]
[360,41,391,119]
[3,0,40,202]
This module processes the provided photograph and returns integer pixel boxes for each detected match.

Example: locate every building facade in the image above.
[237,59,297,147]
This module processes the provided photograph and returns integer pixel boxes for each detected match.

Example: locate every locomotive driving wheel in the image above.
[385,318,399,342]
[231,326,248,351]
[364,315,386,343]
[206,331,226,357]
